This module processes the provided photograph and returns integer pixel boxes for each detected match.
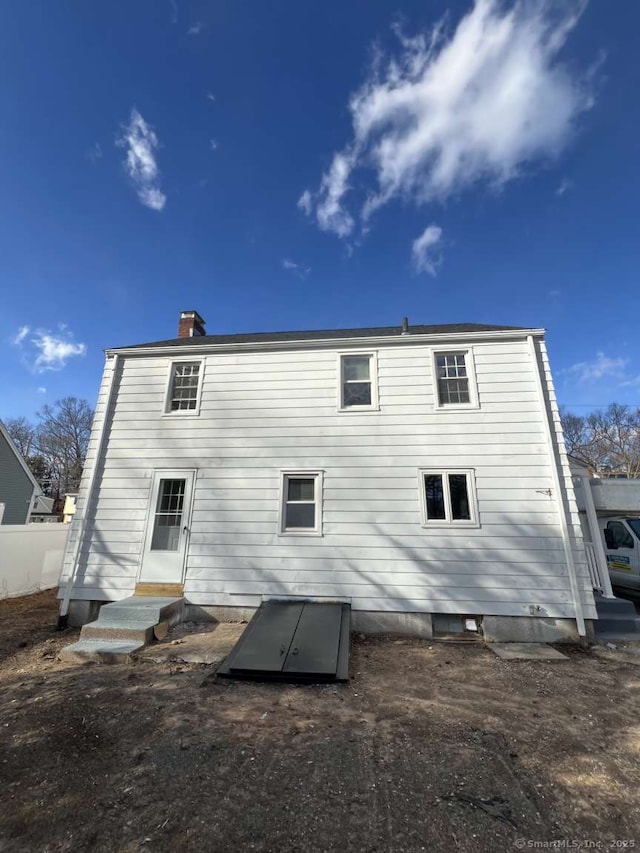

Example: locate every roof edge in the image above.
[105,327,546,357]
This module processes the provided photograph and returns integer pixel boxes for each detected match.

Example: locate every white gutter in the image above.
[528,335,586,637]
[58,353,120,627]
[106,328,546,358]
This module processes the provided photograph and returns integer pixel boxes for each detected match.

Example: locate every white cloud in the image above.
[11,326,86,373]
[117,108,167,211]
[411,225,443,276]
[32,332,86,373]
[566,352,629,383]
[188,22,203,35]
[209,138,219,151]
[206,91,216,103]
[556,178,573,196]
[12,325,30,345]
[297,190,313,216]
[282,258,311,279]
[37,387,46,394]
[302,0,594,238]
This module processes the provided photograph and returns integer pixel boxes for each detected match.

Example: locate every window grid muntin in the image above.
[169,362,201,411]
[436,352,470,405]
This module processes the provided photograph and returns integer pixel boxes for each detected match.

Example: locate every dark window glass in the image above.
[285,503,315,529]
[608,521,634,549]
[288,478,315,501]
[343,382,372,406]
[449,474,471,520]
[424,475,446,520]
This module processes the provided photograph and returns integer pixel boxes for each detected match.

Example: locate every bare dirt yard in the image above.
[1,590,640,853]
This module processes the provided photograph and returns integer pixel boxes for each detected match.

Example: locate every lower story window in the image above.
[280,471,323,535]
[419,469,478,526]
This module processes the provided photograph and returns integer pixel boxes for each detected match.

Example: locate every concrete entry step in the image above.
[61,596,185,663]
[594,595,640,640]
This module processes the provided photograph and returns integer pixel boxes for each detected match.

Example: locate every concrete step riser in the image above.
[100,601,184,626]
[81,625,155,643]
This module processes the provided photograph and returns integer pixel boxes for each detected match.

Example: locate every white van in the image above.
[599,516,640,590]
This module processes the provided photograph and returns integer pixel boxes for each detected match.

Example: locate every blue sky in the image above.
[1,0,639,420]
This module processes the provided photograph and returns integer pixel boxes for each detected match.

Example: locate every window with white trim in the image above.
[339,353,378,410]
[435,352,470,405]
[280,472,323,535]
[166,362,202,413]
[419,469,478,526]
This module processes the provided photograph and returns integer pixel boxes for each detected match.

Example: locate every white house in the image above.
[59,311,597,642]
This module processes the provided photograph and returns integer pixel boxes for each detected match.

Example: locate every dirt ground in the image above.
[1,591,640,853]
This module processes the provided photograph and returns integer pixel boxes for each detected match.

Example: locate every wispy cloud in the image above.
[11,326,86,374]
[301,0,594,239]
[209,138,219,151]
[12,325,30,345]
[206,91,216,103]
[556,178,573,196]
[85,142,103,164]
[188,22,203,36]
[297,190,313,217]
[117,108,166,211]
[37,387,46,394]
[411,225,443,276]
[282,258,311,279]
[565,352,629,383]
[168,0,178,24]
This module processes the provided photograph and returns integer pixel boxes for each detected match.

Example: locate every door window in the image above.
[150,479,185,551]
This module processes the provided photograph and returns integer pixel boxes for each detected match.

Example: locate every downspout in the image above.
[57,354,120,629]
[528,335,586,637]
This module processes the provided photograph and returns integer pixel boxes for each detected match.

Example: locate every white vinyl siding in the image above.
[62,337,594,621]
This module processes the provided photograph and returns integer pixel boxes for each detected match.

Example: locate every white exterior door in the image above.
[139,470,195,584]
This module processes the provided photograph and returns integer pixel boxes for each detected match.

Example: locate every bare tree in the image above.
[561,403,640,477]
[34,397,94,496]
[4,416,36,458]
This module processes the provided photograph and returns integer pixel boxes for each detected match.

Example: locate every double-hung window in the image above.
[339,353,378,410]
[432,349,478,409]
[279,471,323,535]
[165,361,203,414]
[419,469,479,527]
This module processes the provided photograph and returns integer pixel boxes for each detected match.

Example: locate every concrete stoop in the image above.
[595,595,640,642]
[61,596,185,663]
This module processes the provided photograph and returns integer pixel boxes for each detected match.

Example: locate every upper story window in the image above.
[419,469,479,527]
[165,361,203,414]
[431,348,478,410]
[279,471,323,536]
[339,352,378,411]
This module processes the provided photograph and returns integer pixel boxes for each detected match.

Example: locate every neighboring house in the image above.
[30,495,59,523]
[0,419,42,525]
[59,311,597,642]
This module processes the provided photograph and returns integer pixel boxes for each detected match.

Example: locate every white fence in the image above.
[0,524,69,600]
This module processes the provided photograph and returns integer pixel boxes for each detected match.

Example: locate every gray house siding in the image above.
[0,432,34,524]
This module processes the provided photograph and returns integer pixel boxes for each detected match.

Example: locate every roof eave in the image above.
[106,327,546,357]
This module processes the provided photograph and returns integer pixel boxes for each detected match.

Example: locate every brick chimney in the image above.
[178,310,206,338]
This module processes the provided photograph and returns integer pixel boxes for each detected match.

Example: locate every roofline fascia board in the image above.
[0,419,42,496]
[106,328,546,357]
